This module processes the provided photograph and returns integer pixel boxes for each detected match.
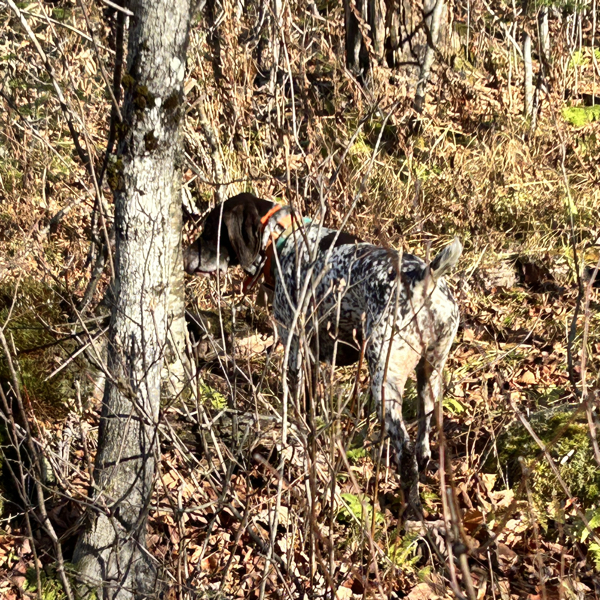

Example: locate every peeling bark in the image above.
[72,0,192,597]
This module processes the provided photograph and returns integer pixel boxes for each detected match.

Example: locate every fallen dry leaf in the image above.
[406,582,440,600]
[519,370,537,385]
[490,488,515,509]
[463,327,476,341]
[463,509,484,533]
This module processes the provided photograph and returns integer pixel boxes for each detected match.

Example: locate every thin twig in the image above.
[98,0,134,16]
[7,0,91,170]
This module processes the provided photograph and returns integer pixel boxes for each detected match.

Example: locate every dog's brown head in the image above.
[184,193,274,275]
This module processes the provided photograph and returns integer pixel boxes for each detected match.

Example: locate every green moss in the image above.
[51,7,69,20]
[349,136,372,158]
[163,91,180,112]
[562,105,600,127]
[134,85,155,111]
[121,73,135,90]
[9,78,28,90]
[24,563,75,599]
[199,382,226,410]
[106,158,124,191]
[163,91,183,127]
[115,121,129,141]
[144,130,158,152]
[492,405,600,521]
[0,280,92,415]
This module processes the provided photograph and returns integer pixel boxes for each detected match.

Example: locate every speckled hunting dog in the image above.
[184,193,462,515]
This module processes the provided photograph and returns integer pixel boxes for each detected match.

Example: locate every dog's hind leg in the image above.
[415,354,440,473]
[415,315,460,473]
[367,333,422,515]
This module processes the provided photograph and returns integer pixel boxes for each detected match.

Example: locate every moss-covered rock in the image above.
[492,404,600,523]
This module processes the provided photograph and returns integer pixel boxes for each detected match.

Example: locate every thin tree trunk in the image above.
[344,0,369,75]
[386,1,400,67]
[414,0,445,112]
[206,0,224,83]
[532,7,550,131]
[384,0,420,76]
[270,0,282,90]
[73,0,192,597]
[539,5,550,59]
[369,0,386,63]
[523,31,533,116]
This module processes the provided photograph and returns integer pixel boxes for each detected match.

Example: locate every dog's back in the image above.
[272,225,461,368]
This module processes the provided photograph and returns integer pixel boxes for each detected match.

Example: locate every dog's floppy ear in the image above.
[223,202,262,269]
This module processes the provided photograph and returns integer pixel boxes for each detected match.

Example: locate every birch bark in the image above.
[73,0,192,597]
[523,31,534,116]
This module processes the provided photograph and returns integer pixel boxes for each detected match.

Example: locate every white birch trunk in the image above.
[73,0,192,597]
[523,31,533,116]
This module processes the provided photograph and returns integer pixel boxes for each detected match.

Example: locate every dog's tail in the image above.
[430,237,463,279]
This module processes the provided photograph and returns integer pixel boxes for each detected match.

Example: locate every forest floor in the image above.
[1,0,600,598]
